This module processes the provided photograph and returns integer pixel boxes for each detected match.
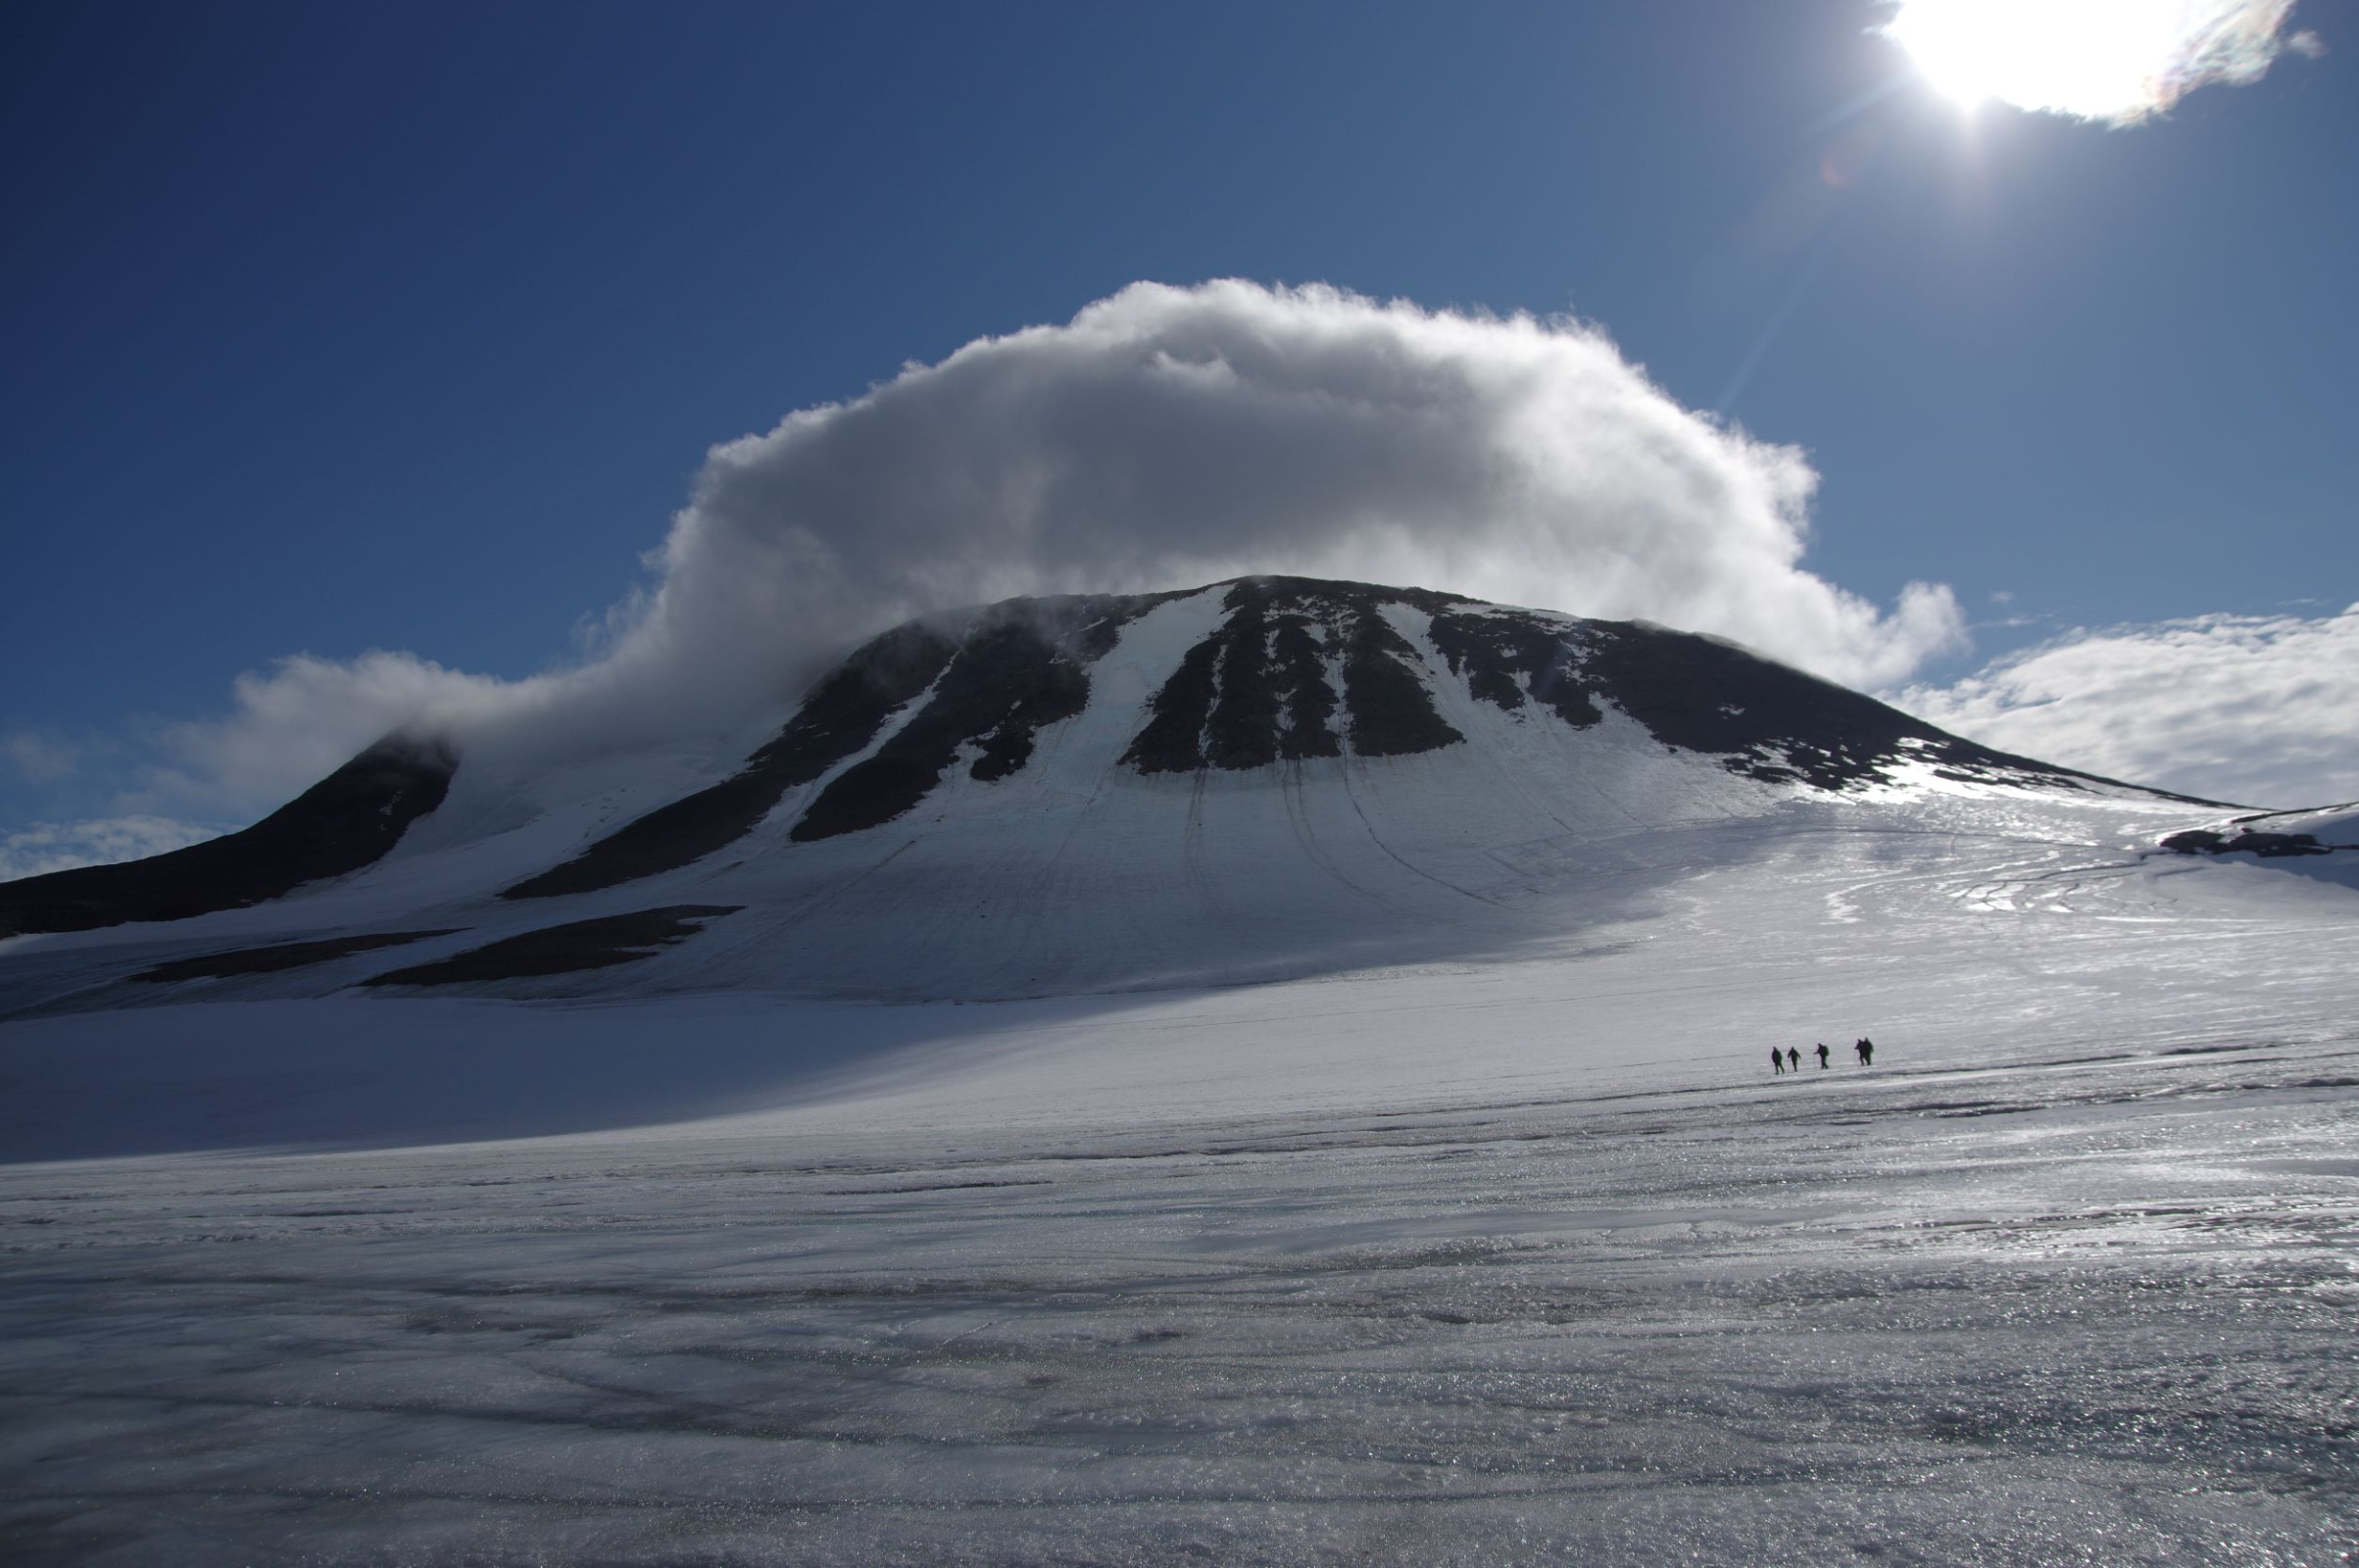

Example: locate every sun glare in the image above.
[1881,0,2302,124]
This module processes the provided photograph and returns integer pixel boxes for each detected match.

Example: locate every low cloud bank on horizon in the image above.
[1,280,2348,875]
[0,814,232,884]
[1902,606,2359,809]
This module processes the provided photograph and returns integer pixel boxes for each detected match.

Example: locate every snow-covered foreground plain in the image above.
[4,796,2358,1563]
[4,1032,2356,1565]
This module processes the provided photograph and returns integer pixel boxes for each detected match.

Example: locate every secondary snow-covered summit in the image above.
[0,577,2213,1006]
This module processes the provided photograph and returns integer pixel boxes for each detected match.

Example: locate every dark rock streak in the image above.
[504,622,960,898]
[1127,579,2127,797]
[792,594,1173,842]
[133,930,463,983]
[1124,578,1459,772]
[2160,829,2331,858]
[364,906,742,987]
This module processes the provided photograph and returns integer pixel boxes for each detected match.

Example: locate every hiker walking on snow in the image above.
[1786,1047,1800,1073]
[1815,1043,1830,1070]
[1772,1048,1786,1075]
[1856,1038,1875,1065]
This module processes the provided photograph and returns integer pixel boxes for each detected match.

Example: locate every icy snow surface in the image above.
[5,781,2358,1563]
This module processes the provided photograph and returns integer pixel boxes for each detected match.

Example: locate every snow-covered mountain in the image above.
[9,582,2358,1566]
[0,575,2255,1015]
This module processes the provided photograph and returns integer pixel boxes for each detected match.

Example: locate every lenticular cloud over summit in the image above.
[641,280,1963,700]
[139,281,1968,816]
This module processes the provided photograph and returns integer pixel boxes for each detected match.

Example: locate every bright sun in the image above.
[1881,0,2298,124]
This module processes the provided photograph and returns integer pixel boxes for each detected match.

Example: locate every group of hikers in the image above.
[1773,1038,1875,1075]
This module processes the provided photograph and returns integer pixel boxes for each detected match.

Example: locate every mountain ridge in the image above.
[0,577,2230,1007]
[0,736,457,940]
[503,574,2187,906]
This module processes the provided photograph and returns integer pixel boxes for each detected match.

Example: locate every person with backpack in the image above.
[1815,1042,1831,1070]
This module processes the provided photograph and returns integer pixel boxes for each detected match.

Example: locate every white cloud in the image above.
[629,280,1961,702]
[56,280,1971,830]
[123,651,521,821]
[0,732,81,785]
[1882,0,2311,124]
[0,815,232,882]
[1898,605,2359,808]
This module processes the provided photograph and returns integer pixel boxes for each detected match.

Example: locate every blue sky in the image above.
[2,0,2352,870]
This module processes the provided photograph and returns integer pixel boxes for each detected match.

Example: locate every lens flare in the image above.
[1881,0,2306,123]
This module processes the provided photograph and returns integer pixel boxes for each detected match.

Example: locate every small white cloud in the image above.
[0,815,231,882]
[1899,604,2359,808]
[1882,0,2311,125]
[1990,589,2016,605]
[0,732,81,785]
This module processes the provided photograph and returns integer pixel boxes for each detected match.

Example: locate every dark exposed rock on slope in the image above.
[1434,609,2207,800]
[363,906,741,986]
[505,574,2168,902]
[1123,579,1460,772]
[132,930,462,984]
[1122,577,2102,794]
[2162,827,2330,858]
[502,621,960,899]
[0,735,456,939]
[504,595,1175,898]
[2161,806,2355,858]
[1458,613,2048,793]
[790,594,1173,842]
